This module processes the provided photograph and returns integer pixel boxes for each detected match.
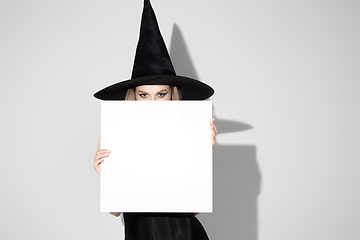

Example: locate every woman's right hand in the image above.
[93,137,111,175]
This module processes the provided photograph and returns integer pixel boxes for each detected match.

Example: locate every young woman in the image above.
[93,84,217,240]
[93,1,216,239]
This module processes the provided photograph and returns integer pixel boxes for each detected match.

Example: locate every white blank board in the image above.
[100,101,213,212]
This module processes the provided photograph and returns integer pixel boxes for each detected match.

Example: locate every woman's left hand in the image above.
[210,118,217,148]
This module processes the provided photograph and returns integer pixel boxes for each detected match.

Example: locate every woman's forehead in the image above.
[135,85,171,91]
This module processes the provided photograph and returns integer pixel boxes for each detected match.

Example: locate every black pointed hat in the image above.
[94,0,214,100]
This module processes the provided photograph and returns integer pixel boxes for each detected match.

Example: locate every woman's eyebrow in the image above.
[137,89,168,93]
[156,89,168,93]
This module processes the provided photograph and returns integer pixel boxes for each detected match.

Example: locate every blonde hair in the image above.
[125,86,182,100]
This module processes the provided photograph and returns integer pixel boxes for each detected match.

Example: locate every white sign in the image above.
[100,101,213,212]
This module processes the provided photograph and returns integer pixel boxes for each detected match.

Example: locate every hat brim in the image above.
[94,75,214,100]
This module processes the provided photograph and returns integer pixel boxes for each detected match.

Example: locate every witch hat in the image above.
[94,0,214,100]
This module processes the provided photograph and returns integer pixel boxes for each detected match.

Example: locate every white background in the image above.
[1,0,359,240]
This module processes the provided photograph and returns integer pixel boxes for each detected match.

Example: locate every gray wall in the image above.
[1,0,359,239]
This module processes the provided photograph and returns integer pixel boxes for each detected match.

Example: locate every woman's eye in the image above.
[139,94,147,98]
[158,93,167,97]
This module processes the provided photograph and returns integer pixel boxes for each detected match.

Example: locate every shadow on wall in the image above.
[170,24,262,240]
[202,145,261,240]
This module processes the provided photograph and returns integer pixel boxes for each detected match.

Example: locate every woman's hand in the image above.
[210,118,217,148]
[109,212,121,217]
[93,137,111,175]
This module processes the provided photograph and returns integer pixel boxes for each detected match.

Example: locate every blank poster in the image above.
[100,101,212,212]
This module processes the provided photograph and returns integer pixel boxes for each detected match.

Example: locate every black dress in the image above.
[123,213,209,240]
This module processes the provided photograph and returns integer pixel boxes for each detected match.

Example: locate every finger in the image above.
[211,135,215,147]
[94,158,104,167]
[95,152,109,159]
[210,125,216,137]
[96,149,111,155]
[97,137,101,151]
[96,158,104,164]
[210,123,216,135]
[95,152,110,161]
[213,123,217,134]
[211,119,217,133]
